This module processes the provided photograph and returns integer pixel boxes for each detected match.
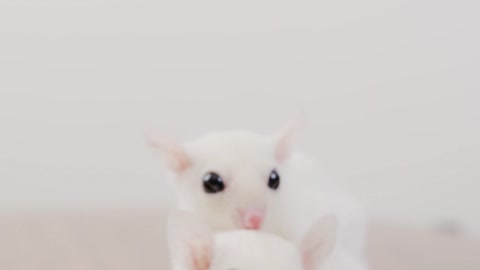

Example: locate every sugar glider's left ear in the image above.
[146,131,191,174]
[273,118,303,163]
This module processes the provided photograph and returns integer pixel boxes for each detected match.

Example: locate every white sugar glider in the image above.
[148,125,369,270]
[167,210,337,270]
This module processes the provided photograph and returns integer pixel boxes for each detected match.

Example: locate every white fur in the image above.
[167,211,337,270]
[269,152,369,270]
[149,129,369,270]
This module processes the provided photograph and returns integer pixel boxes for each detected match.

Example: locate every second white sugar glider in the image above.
[167,210,337,270]
[148,125,369,270]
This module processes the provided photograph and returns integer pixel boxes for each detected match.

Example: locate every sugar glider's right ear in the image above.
[146,132,191,173]
[274,113,305,163]
[167,210,215,270]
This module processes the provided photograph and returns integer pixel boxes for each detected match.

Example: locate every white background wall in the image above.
[1,0,479,235]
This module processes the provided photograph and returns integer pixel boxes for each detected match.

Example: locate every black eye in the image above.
[203,172,225,194]
[268,169,280,190]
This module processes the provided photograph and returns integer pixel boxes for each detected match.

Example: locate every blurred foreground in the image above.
[1,209,478,270]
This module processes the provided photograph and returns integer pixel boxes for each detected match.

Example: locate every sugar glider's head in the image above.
[148,126,297,231]
[167,210,337,270]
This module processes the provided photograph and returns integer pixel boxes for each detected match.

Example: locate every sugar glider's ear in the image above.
[167,210,215,270]
[299,215,337,270]
[146,132,191,173]
[274,115,304,163]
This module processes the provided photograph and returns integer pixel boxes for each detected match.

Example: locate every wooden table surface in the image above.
[0,210,479,270]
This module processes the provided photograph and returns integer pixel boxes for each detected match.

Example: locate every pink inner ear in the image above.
[276,143,289,163]
[167,148,191,173]
[275,122,299,163]
[159,142,191,173]
[275,133,292,163]
[146,134,191,173]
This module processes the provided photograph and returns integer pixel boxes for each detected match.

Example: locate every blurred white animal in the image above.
[148,126,368,270]
[270,152,369,270]
[167,210,337,270]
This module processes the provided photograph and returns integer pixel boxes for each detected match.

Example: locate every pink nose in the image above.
[239,208,265,230]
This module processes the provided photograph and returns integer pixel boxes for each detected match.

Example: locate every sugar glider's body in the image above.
[149,128,368,270]
[268,152,369,270]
